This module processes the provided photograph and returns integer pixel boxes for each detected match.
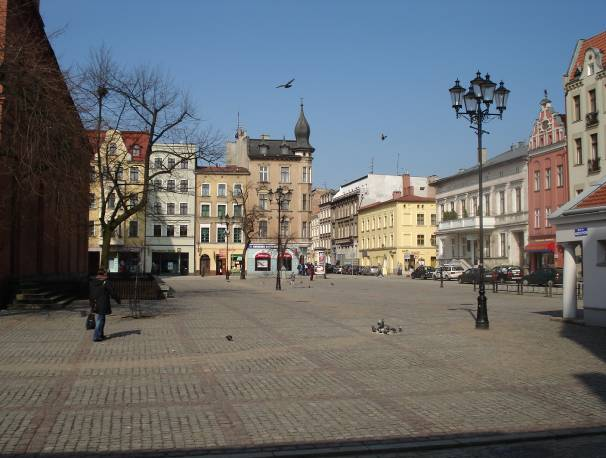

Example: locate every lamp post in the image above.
[222,213,232,281]
[449,72,510,329]
[268,187,292,291]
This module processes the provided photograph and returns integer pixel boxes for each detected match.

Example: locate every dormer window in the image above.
[587,62,594,76]
[108,143,117,155]
[132,145,141,157]
[259,143,269,155]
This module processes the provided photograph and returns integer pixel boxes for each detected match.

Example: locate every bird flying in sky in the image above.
[380,133,387,141]
[276,78,295,89]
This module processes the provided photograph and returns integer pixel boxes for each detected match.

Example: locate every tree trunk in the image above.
[240,245,247,279]
[100,227,112,271]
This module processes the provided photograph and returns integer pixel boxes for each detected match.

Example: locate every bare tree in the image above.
[69,48,223,269]
[231,182,262,279]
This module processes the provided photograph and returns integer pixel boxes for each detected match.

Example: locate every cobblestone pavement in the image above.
[1,274,605,457]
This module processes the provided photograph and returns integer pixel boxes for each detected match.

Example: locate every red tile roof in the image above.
[86,130,149,162]
[577,183,606,208]
[568,30,606,78]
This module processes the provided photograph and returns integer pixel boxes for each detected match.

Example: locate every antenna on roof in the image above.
[396,152,400,175]
[370,157,374,174]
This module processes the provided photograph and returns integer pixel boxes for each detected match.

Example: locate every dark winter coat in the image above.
[89,278,119,315]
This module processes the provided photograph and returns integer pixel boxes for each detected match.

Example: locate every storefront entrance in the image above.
[152,252,188,275]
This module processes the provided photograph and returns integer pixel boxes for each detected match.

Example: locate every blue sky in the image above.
[41,0,604,189]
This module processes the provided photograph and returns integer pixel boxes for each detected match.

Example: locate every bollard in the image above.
[473,280,476,291]
[549,284,552,297]
[544,285,549,297]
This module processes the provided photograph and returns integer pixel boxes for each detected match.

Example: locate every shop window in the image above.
[278,253,292,271]
[255,253,271,271]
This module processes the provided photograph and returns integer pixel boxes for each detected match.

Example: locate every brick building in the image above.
[0,0,89,305]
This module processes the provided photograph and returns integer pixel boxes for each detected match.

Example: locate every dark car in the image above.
[423,266,436,279]
[522,267,563,286]
[325,263,334,273]
[491,265,523,283]
[459,268,494,284]
[411,266,427,279]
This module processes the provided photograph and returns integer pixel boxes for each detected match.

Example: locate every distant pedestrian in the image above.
[89,268,121,342]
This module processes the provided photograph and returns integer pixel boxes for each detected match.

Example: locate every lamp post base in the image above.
[475,289,489,329]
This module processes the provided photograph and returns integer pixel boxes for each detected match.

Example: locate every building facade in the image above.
[225,104,314,274]
[144,144,196,275]
[358,192,437,273]
[563,30,606,197]
[433,143,529,269]
[318,189,335,265]
[526,92,568,270]
[194,166,249,276]
[88,130,148,273]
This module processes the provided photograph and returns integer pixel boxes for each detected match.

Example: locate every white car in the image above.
[438,265,465,281]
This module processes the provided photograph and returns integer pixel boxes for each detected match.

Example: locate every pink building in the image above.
[526,92,568,270]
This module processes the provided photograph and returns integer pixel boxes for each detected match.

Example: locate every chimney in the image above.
[392,191,402,199]
[260,134,271,140]
[401,173,414,197]
[480,148,487,164]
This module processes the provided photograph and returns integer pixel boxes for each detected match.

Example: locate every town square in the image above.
[1,0,606,456]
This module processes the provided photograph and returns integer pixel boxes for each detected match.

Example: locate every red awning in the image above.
[255,252,271,259]
[278,252,292,259]
[525,241,555,253]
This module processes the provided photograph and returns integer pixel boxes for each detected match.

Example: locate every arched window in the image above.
[132,145,141,157]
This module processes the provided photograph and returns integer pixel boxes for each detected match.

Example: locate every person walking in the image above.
[89,268,120,342]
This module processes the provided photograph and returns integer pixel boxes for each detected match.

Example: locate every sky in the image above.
[41,0,605,189]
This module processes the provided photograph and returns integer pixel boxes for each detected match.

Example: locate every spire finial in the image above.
[544,89,548,98]
[300,97,304,109]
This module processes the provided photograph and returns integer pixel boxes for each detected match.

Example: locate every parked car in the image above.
[325,263,334,273]
[458,268,493,284]
[423,266,436,279]
[522,267,563,286]
[439,265,465,281]
[491,265,523,283]
[369,266,380,275]
[335,265,343,274]
[411,266,427,279]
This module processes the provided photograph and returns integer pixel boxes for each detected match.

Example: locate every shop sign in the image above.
[249,243,277,249]
[574,227,588,237]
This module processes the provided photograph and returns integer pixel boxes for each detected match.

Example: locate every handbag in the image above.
[86,312,96,330]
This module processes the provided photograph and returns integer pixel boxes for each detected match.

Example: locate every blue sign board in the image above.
[574,227,588,237]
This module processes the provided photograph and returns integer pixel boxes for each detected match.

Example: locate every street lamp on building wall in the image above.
[268,186,292,291]
[449,72,510,329]
[221,214,232,281]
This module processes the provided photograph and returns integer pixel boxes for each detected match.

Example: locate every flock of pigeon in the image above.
[372,319,402,335]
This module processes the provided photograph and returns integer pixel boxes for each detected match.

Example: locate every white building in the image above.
[144,144,196,274]
[433,143,529,268]
[550,175,606,327]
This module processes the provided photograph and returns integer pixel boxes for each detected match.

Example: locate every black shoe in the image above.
[93,338,103,342]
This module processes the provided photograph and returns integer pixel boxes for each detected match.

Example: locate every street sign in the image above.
[574,227,588,237]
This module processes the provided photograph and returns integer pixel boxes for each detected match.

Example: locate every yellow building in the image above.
[194,166,250,275]
[88,129,148,273]
[358,194,437,273]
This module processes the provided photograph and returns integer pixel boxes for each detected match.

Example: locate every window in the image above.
[217,204,226,218]
[259,193,269,210]
[484,194,490,216]
[485,235,491,257]
[180,160,188,169]
[153,202,162,215]
[180,203,188,215]
[233,227,242,243]
[179,225,188,237]
[88,221,95,236]
[280,166,290,183]
[534,208,541,228]
[200,204,210,217]
[430,214,436,225]
[116,166,124,180]
[431,234,436,246]
[259,165,268,182]
[201,183,210,197]
[166,225,175,237]
[108,193,115,209]
[417,234,425,246]
[416,214,425,225]
[515,188,522,212]
[573,95,581,121]
[167,203,175,215]
[589,89,597,113]
[258,220,268,238]
[153,179,162,190]
[545,208,552,227]
[167,180,176,192]
[200,227,210,243]
[233,204,242,217]
[590,133,598,160]
[218,183,226,197]
[217,227,226,243]
[302,194,309,211]
[499,191,505,215]
[302,167,309,183]
[460,199,466,216]
[301,221,308,238]
[499,233,507,257]
[132,145,141,157]
[557,165,564,187]
[108,143,117,155]
[280,219,289,236]
[180,180,188,193]
[128,220,138,237]
[128,196,138,209]
[154,158,163,169]
[167,158,175,169]
[472,196,478,216]
[391,214,394,226]
[233,183,242,197]
[575,138,583,165]
[89,193,96,209]
[279,198,289,211]
[130,167,139,182]
[534,170,541,191]
[153,224,162,237]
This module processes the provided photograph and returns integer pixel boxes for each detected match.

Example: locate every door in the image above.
[200,255,210,276]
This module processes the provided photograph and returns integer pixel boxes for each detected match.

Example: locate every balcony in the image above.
[588,157,601,174]
[586,111,599,128]
[437,216,496,233]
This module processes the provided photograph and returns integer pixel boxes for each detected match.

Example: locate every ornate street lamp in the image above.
[449,71,509,329]
[268,186,292,291]
[221,213,232,281]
